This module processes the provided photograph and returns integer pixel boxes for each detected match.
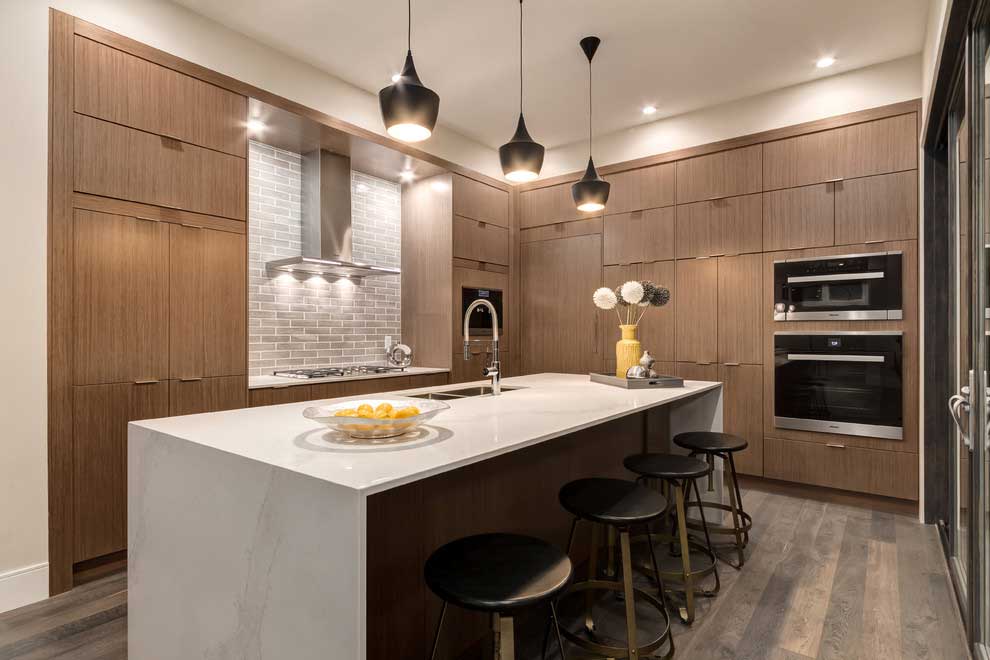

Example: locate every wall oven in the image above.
[462,287,503,337]
[773,251,902,320]
[774,331,903,440]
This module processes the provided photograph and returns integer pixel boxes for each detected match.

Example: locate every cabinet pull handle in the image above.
[134,379,160,385]
[864,239,884,244]
[709,253,726,258]
[133,215,161,223]
[696,361,711,366]
[181,223,203,229]
[826,443,846,449]
[706,194,727,202]
[180,377,203,382]
[724,362,740,366]
[160,133,183,143]
[824,177,844,183]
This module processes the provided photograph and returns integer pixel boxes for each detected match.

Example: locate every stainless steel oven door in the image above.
[773,252,903,321]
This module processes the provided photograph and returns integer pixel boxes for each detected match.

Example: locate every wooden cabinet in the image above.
[719,364,763,476]
[452,215,509,265]
[249,385,314,407]
[521,235,603,374]
[604,207,675,264]
[169,225,246,379]
[73,209,168,385]
[452,174,509,227]
[675,145,762,204]
[674,259,718,364]
[673,362,719,382]
[603,163,675,214]
[639,261,676,362]
[74,114,246,220]
[520,182,600,228]
[717,254,762,365]
[763,114,917,190]
[675,193,762,258]
[762,184,835,251]
[169,376,247,416]
[834,170,918,244]
[74,36,247,157]
[764,437,918,501]
[73,381,168,562]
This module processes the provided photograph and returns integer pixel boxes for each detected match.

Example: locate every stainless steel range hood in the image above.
[266,149,400,280]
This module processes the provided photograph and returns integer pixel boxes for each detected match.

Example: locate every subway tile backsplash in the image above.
[248,141,401,376]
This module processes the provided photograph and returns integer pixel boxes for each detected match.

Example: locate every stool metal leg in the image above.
[429,601,447,660]
[493,613,515,660]
[727,453,749,546]
[550,601,566,660]
[585,523,601,634]
[619,531,639,658]
[691,477,721,595]
[674,481,695,624]
[723,455,746,568]
[606,526,617,578]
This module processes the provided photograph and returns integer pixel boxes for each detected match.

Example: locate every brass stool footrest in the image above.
[557,579,674,660]
[630,532,719,589]
[683,501,753,537]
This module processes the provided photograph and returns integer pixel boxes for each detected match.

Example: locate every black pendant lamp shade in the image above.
[379,1,439,143]
[499,0,544,182]
[571,36,609,212]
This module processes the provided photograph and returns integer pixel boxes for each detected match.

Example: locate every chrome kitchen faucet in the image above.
[463,299,501,395]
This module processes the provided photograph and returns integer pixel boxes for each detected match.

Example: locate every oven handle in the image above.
[786,272,884,284]
[785,353,885,363]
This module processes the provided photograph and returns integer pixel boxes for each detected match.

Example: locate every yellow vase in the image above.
[615,324,641,378]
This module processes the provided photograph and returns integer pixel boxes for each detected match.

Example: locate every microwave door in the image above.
[784,274,887,320]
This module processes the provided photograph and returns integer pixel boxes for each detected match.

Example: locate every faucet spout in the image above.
[463,299,501,395]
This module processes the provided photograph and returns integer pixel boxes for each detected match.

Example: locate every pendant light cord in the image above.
[407,0,412,51]
[588,58,593,155]
[519,0,524,114]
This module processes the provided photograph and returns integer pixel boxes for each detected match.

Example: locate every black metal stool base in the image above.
[683,501,753,569]
[631,531,720,624]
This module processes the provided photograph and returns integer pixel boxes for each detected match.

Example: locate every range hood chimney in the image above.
[266,149,401,280]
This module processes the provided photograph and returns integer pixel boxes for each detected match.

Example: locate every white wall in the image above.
[542,54,923,178]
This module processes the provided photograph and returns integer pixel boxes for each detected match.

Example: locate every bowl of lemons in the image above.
[302,396,450,439]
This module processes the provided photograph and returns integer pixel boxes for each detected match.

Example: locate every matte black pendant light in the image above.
[571,36,610,213]
[499,0,544,182]
[379,0,440,143]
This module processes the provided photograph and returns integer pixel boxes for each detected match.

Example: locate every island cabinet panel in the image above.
[169,225,246,379]
[834,170,918,244]
[452,215,509,265]
[762,183,835,251]
[604,207,675,264]
[452,174,509,227]
[521,234,603,374]
[603,162,676,214]
[719,364,763,476]
[762,113,917,190]
[73,36,247,157]
[675,144,762,204]
[520,182,601,228]
[73,381,168,562]
[717,253,762,365]
[168,377,247,416]
[674,258,718,364]
[72,209,169,386]
[74,114,246,220]
[764,437,918,501]
[675,193,762,258]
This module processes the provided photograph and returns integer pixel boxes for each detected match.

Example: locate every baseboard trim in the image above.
[0,562,49,614]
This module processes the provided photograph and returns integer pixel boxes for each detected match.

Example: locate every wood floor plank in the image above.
[817,514,871,660]
[861,539,902,660]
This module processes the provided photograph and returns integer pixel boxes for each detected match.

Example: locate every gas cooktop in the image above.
[272,365,406,380]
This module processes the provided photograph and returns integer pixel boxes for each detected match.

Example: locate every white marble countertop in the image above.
[132,373,721,495]
[248,366,449,390]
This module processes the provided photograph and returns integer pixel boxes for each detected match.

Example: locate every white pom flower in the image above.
[593,287,618,310]
[619,280,644,305]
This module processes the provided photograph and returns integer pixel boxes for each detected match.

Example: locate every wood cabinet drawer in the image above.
[675,145,762,204]
[763,184,835,251]
[452,174,509,227]
[452,215,509,265]
[763,114,917,190]
[675,193,762,258]
[520,182,600,228]
[674,258,718,363]
[408,373,449,389]
[74,114,246,220]
[764,436,918,500]
[834,170,918,244]
[74,36,247,157]
[604,207,675,264]
[603,163,675,214]
[169,376,247,416]
[249,385,313,407]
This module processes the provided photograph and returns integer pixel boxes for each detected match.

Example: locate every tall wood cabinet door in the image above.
[169,376,247,416]
[834,170,918,244]
[605,208,675,264]
[719,364,763,476]
[717,254,762,365]
[602,264,641,374]
[73,210,168,385]
[73,381,168,562]
[763,184,835,251]
[452,174,508,227]
[639,261,676,363]
[674,259,717,364]
[521,235,603,374]
[603,163,675,214]
[675,145,762,204]
[169,225,205,379]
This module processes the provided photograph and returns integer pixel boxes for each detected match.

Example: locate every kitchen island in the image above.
[127,373,722,660]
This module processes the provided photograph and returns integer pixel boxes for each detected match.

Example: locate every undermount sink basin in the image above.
[408,392,464,401]
[408,386,523,401]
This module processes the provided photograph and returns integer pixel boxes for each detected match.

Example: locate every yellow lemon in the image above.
[373,409,390,419]
[357,403,374,415]
[334,408,358,418]
[392,406,420,419]
[375,402,394,415]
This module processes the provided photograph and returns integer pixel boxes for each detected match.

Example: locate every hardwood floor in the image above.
[0,486,968,660]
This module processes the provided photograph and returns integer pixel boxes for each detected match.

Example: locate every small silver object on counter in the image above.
[626,365,650,379]
[386,343,413,369]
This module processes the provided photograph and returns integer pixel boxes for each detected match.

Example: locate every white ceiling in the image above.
[174,0,930,151]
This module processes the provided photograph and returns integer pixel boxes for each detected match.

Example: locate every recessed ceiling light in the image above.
[399,170,415,182]
[430,180,450,191]
[246,118,266,132]
[642,105,657,115]
[355,183,369,193]
[816,56,836,69]
[391,73,401,83]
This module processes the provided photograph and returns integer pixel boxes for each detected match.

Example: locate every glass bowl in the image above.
[302,397,450,439]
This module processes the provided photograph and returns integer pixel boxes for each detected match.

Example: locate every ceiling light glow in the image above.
[430,180,450,191]
[816,56,836,69]
[642,105,657,115]
[399,170,415,182]
[246,118,266,132]
[391,73,401,82]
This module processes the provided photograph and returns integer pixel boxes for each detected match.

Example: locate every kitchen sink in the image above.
[408,386,523,400]
[408,392,464,401]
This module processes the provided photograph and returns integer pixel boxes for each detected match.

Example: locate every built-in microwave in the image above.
[462,287,503,337]
[773,251,902,321]
[774,331,903,440]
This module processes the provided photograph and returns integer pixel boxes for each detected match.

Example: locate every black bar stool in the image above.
[673,431,753,568]
[623,453,720,624]
[555,477,674,659]
[425,533,572,660]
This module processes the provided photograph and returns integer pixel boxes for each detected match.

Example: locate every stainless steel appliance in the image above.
[273,365,406,379]
[462,287,503,336]
[773,251,902,320]
[774,331,903,439]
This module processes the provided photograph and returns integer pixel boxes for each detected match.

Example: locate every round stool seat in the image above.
[559,477,667,526]
[674,431,748,453]
[624,452,711,479]
[424,533,572,612]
